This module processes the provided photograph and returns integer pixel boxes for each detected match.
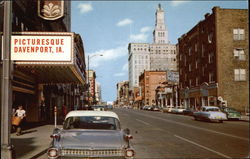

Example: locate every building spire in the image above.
[153,4,168,44]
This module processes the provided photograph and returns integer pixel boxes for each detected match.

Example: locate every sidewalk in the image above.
[11,124,56,159]
[241,115,250,122]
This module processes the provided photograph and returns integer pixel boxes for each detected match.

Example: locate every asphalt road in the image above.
[114,108,249,159]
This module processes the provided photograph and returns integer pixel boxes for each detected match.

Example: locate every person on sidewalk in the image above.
[14,105,26,136]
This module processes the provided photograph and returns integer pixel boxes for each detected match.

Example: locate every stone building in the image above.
[178,7,248,112]
[128,4,177,91]
[128,43,150,90]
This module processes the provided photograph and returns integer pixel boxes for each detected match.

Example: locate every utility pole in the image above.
[87,55,90,107]
[1,1,13,159]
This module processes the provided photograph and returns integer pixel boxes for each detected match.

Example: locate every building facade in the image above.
[128,43,150,90]
[178,7,248,112]
[116,81,130,106]
[128,4,177,91]
[0,0,87,122]
[87,70,96,105]
[139,71,166,106]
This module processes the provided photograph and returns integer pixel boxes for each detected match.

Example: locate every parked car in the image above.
[193,106,227,123]
[162,106,174,113]
[91,105,107,111]
[171,106,186,114]
[220,107,241,120]
[47,111,135,159]
[143,106,152,111]
[106,105,113,110]
[150,106,161,111]
[183,107,196,116]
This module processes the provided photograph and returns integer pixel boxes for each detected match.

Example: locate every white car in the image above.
[47,111,135,159]
[162,106,174,113]
[193,106,227,123]
[171,106,186,114]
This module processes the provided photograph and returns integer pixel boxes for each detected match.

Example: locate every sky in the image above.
[71,0,248,103]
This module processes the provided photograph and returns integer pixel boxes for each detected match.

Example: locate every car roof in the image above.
[202,106,219,109]
[65,111,119,120]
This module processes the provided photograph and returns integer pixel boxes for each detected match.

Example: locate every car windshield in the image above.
[207,108,220,112]
[63,116,120,130]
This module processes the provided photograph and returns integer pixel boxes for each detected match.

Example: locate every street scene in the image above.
[0,0,249,159]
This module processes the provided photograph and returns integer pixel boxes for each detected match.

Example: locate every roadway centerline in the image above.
[124,109,249,141]
[174,135,232,159]
[136,119,151,126]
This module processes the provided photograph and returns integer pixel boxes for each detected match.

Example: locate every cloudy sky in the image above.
[71,1,248,102]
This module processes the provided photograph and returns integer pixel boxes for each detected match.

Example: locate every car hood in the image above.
[58,130,126,149]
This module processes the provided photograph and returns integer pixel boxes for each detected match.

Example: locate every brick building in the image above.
[139,71,166,106]
[178,7,248,112]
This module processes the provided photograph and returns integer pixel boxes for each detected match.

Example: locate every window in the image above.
[196,77,199,86]
[195,43,198,52]
[195,60,198,69]
[234,49,245,60]
[208,33,213,43]
[188,47,192,56]
[233,29,245,40]
[189,79,192,87]
[208,53,212,63]
[189,64,192,72]
[234,69,246,81]
[201,44,205,57]
[209,72,215,82]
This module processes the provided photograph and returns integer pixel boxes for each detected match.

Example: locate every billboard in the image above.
[11,33,73,62]
[167,71,179,83]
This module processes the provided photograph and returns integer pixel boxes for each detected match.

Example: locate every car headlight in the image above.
[47,148,59,159]
[125,148,135,158]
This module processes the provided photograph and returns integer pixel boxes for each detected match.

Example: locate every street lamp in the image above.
[87,54,103,107]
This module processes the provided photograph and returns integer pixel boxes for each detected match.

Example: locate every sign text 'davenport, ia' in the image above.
[11,32,73,62]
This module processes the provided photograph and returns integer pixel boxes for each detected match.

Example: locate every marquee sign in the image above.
[11,32,73,62]
[38,0,64,20]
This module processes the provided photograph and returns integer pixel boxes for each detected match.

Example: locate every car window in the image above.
[207,108,220,112]
[63,116,120,130]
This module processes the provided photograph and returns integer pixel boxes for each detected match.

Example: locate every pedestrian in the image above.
[14,105,26,136]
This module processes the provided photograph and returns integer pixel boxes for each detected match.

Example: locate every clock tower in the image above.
[153,4,168,44]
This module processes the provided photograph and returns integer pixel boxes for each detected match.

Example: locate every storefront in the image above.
[12,32,86,122]
[180,82,218,110]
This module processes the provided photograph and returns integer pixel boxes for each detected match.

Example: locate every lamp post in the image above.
[87,54,103,107]
[1,1,13,158]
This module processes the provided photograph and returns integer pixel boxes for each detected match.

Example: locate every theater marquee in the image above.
[11,32,73,62]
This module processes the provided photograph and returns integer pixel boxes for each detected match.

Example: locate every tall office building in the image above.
[128,4,177,90]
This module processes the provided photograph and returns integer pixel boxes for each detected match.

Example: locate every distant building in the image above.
[128,4,177,90]
[116,81,129,106]
[95,82,102,105]
[128,43,150,89]
[87,70,96,105]
[139,71,166,106]
[178,7,248,112]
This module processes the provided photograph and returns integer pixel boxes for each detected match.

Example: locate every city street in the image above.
[11,108,249,159]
